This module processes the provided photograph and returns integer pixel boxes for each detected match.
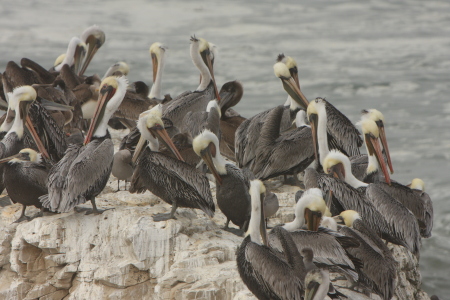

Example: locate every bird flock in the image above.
[0,25,435,300]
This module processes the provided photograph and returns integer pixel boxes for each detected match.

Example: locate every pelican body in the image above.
[40,76,128,213]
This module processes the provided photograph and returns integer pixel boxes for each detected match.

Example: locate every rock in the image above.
[0,129,432,299]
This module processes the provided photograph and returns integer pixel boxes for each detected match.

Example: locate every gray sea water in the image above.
[1,0,449,297]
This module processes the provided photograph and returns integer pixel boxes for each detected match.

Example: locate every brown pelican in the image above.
[252,107,314,181]
[236,179,305,300]
[79,25,106,76]
[102,61,130,80]
[112,149,133,191]
[0,149,48,222]
[40,76,128,214]
[217,81,245,160]
[306,97,363,167]
[271,188,360,282]
[235,60,308,169]
[182,99,221,139]
[129,105,215,221]
[162,36,220,129]
[193,130,250,232]
[148,42,167,100]
[334,210,397,300]
[53,37,87,74]
[20,58,56,84]
[350,109,394,182]
[322,150,421,255]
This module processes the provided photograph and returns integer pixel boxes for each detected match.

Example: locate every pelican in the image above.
[182,99,221,139]
[217,80,245,160]
[162,36,220,130]
[129,105,215,221]
[304,268,331,300]
[102,61,130,80]
[322,150,421,255]
[236,179,305,300]
[79,25,106,76]
[0,149,48,223]
[193,130,250,232]
[112,149,133,191]
[252,107,314,181]
[307,97,363,167]
[20,58,56,84]
[270,188,360,282]
[148,42,167,100]
[40,76,128,214]
[53,37,87,74]
[334,210,397,300]
[350,109,394,182]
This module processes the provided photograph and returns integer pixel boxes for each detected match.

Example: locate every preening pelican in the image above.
[40,76,128,214]
[129,105,215,221]
[193,130,250,232]
[335,210,397,300]
[236,180,305,300]
[79,25,106,76]
[0,149,48,223]
[322,150,421,255]
[102,62,130,80]
[53,37,87,74]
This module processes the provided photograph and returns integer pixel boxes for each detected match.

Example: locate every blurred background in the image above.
[0,0,448,296]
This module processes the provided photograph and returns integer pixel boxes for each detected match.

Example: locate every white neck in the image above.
[147,137,160,152]
[284,96,291,106]
[317,104,329,165]
[290,96,302,111]
[367,151,379,175]
[0,109,13,133]
[191,42,212,91]
[55,37,79,71]
[283,196,311,231]
[247,183,262,245]
[342,157,368,188]
[7,108,24,139]
[149,53,165,99]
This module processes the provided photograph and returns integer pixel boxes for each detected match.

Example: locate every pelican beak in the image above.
[152,127,185,162]
[201,49,221,102]
[305,208,322,231]
[305,280,321,300]
[73,43,87,75]
[328,163,346,182]
[365,133,391,185]
[376,120,394,174]
[84,84,115,145]
[260,192,268,246]
[308,113,320,163]
[290,69,300,89]
[40,98,74,111]
[151,53,158,83]
[280,76,309,109]
[132,136,146,164]
[79,33,105,76]
[0,153,20,164]
[200,143,222,185]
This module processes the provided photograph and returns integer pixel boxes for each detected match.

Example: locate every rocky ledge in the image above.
[0,130,432,300]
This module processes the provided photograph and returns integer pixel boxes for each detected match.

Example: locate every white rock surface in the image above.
[0,129,431,299]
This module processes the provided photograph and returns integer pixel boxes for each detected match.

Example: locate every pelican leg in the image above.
[116,179,120,192]
[86,197,110,215]
[13,205,30,223]
[223,219,230,229]
[153,202,178,222]
[265,218,274,229]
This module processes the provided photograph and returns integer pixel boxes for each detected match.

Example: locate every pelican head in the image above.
[53,54,66,68]
[79,25,106,76]
[248,179,268,245]
[55,37,87,73]
[274,61,308,109]
[193,129,225,184]
[149,42,167,83]
[283,56,299,88]
[0,148,42,165]
[84,76,128,144]
[103,61,130,79]
[132,104,183,163]
[408,178,425,191]
[360,118,391,184]
[334,210,361,228]
[300,247,314,262]
[323,150,349,181]
[218,81,243,113]
[284,188,326,231]
[361,108,393,174]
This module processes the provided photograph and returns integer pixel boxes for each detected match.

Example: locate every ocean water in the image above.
[0,0,449,297]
